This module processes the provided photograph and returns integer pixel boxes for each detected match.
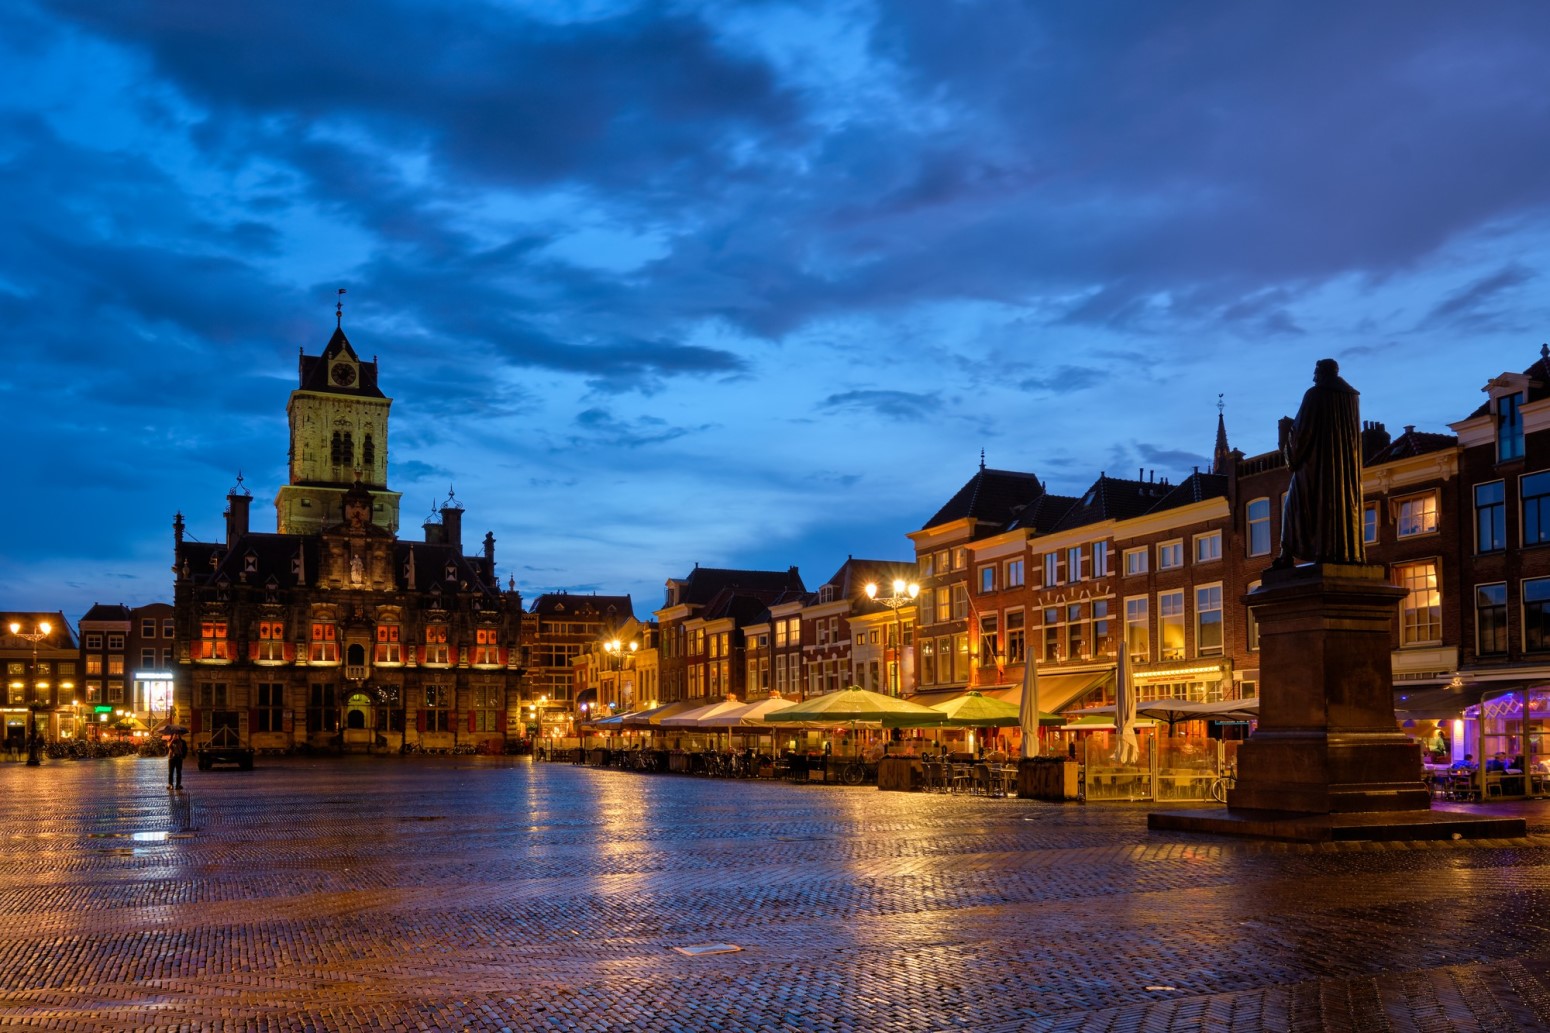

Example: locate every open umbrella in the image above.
[882,691,1025,729]
[160,724,189,736]
[764,686,939,728]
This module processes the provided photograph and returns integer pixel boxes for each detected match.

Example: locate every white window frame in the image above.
[1158,540,1184,571]
[1194,532,1222,564]
[1195,582,1223,657]
[1246,498,1271,557]
[1394,491,1439,538]
[1123,547,1148,576]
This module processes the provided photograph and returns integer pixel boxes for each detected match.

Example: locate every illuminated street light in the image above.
[864,580,919,697]
[9,621,52,766]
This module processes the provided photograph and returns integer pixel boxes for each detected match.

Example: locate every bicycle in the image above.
[1209,768,1237,803]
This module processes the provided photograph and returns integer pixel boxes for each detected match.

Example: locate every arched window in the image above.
[362,434,375,468]
[331,431,343,464]
[341,431,354,467]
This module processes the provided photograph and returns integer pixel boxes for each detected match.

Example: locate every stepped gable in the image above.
[1366,426,1459,464]
[1148,471,1229,514]
[922,466,1045,530]
[1051,474,1173,532]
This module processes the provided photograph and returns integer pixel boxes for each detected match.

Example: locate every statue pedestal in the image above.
[1150,563,1523,842]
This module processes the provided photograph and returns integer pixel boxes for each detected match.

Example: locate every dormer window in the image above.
[1498,392,1525,462]
[445,563,457,582]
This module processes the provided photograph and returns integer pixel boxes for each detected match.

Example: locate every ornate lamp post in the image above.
[602,638,639,711]
[864,580,919,697]
[9,621,52,766]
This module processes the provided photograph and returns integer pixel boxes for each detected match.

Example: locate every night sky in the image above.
[4,2,1548,621]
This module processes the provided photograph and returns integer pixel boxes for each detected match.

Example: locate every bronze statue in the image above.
[1274,358,1365,568]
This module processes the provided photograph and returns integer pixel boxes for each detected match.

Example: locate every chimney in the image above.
[226,493,251,543]
[423,515,444,545]
[1360,420,1391,463]
[441,505,463,553]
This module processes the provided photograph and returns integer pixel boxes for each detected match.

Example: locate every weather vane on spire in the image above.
[336,288,347,328]
[1218,392,1224,415]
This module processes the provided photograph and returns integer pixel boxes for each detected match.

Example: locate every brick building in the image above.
[654,566,806,704]
[172,323,525,754]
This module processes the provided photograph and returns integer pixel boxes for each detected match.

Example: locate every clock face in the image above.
[331,362,357,387]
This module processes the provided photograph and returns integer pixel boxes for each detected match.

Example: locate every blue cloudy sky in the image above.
[3,1,1549,621]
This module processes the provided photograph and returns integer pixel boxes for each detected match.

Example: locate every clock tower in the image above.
[275,326,403,535]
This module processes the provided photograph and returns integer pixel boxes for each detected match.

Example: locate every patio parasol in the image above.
[882,691,1028,729]
[763,686,939,729]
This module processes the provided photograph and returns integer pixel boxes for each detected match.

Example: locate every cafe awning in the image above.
[986,669,1112,715]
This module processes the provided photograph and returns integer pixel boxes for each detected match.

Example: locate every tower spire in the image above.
[1212,393,1232,475]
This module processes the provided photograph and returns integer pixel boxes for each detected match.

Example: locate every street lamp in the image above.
[602,638,638,711]
[9,621,52,766]
[865,580,919,697]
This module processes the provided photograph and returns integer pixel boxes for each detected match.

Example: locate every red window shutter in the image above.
[191,710,202,734]
[468,710,476,732]
[283,642,295,662]
[498,646,508,666]
[248,642,259,662]
[416,646,426,664]
[416,710,426,733]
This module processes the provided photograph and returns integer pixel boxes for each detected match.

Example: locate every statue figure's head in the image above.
[1314,358,1340,382]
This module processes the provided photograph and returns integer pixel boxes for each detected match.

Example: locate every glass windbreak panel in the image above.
[1475,690,1544,799]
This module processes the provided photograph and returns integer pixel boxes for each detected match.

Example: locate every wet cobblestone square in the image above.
[4,756,1550,1031]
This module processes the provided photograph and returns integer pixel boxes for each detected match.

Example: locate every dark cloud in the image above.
[1019,365,1107,393]
[818,389,942,419]
[1421,264,1535,331]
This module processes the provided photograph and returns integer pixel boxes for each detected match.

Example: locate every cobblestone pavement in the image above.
[3,759,1550,1032]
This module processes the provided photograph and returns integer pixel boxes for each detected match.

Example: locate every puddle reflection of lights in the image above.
[131,831,169,842]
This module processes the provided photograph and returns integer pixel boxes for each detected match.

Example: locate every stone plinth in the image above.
[1151,562,1525,842]
[1230,563,1427,813]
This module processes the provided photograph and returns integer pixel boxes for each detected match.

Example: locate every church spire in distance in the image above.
[1212,393,1232,475]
